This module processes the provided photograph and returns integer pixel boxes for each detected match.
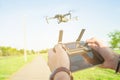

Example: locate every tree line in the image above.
[0,30,119,56]
[0,46,49,56]
[0,46,36,56]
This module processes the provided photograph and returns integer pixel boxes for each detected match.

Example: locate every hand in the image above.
[86,37,119,70]
[48,44,70,72]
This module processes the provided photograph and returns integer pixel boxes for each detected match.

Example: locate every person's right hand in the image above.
[86,37,119,70]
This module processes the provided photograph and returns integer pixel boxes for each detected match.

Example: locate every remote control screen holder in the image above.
[57,29,104,72]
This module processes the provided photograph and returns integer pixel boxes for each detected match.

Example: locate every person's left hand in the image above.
[48,44,70,72]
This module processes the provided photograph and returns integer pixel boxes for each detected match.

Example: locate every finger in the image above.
[86,37,101,47]
[88,43,99,51]
[52,44,62,53]
[86,37,97,43]
[54,44,66,53]
[61,44,67,51]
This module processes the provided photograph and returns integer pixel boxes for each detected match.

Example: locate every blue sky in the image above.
[0,0,120,50]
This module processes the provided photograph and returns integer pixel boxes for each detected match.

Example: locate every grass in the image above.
[1,49,120,80]
[0,54,37,80]
[41,50,120,80]
[72,67,120,80]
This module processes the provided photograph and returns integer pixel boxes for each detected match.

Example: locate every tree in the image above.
[108,30,120,48]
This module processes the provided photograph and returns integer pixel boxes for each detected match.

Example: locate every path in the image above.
[9,55,51,80]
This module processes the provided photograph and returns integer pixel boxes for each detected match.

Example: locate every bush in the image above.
[40,49,48,53]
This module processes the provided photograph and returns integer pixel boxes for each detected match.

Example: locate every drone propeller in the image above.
[45,16,49,24]
[72,16,78,21]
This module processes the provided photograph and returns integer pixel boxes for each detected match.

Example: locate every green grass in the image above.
[0,55,37,80]
[72,67,120,80]
[1,51,119,80]
[41,50,120,80]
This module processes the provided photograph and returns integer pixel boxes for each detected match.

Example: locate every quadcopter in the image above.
[46,11,78,24]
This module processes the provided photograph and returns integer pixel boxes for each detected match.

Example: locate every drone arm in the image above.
[48,17,56,19]
[46,16,57,24]
[63,13,70,17]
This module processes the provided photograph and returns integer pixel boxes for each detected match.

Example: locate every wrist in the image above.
[54,72,70,80]
[50,67,73,80]
[115,54,120,73]
[110,53,120,72]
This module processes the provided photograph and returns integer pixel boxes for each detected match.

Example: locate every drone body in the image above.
[46,11,78,24]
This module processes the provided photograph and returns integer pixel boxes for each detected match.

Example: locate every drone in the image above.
[46,11,78,24]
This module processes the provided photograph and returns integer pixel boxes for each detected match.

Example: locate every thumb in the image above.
[88,43,99,51]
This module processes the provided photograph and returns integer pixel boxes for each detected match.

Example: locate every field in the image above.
[0,55,37,80]
[0,50,120,80]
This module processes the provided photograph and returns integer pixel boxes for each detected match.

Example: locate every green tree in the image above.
[108,30,120,48]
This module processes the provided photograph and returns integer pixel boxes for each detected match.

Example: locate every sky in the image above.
[0,0,120,51]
